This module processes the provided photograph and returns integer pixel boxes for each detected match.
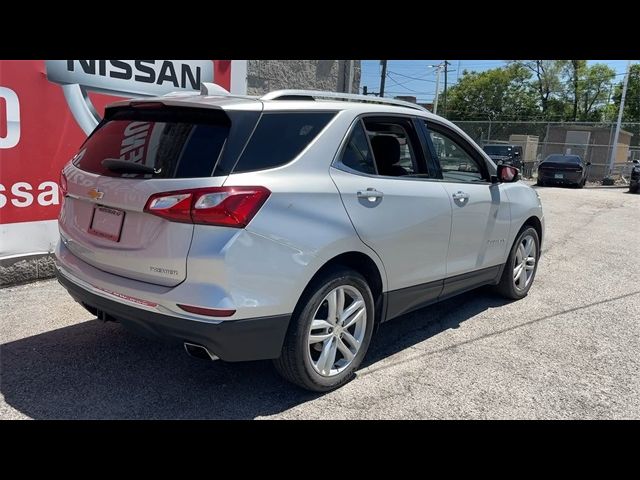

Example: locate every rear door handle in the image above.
[357,188,384,202]
[452,191,470,200]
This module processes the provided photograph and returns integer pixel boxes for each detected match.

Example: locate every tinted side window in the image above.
[233,112,336,173]
[339,121,376,174]
[429,128,485,183]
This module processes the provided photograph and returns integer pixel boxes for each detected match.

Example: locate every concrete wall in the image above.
[247,60,361,95]
[1,254,55,288]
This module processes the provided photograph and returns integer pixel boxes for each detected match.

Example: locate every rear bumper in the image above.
[56,270,290,362]
[538,170,583,184]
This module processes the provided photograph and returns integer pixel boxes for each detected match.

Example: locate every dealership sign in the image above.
[0,60,246,258]
[46,60,216,135]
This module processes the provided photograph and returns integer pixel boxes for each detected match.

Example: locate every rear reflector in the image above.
[177,304,236,317]
[144,186,270,228]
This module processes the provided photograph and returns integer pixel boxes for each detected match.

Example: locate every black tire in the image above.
[495,226,540,300]
[576,178,585,189]
[630,183,639,194]
[536,178,544,186]
[273,266,375,392]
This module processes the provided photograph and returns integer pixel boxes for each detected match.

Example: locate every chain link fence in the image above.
[453,120,640,183]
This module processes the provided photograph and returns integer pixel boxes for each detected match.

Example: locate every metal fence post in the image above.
[543,123,550,162]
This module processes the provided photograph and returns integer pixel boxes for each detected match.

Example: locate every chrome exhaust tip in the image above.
[184,342,219,361]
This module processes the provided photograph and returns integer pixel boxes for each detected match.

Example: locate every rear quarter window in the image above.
[232,112,336,173]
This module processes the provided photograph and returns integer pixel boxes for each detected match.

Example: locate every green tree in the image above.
[443,64,539,121]
[611,64,640,122]
[512,60,567,116]
[564,60,587,121]
[578,63,615,121]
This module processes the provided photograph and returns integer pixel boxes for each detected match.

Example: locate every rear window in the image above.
[74,107,230,178]
[545,154,582,163]
[483,145,512,156]
[232,112,336,173]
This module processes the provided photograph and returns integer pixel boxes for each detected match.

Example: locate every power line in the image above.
[386,70,437,82]
[387,72,430,89]
[385,75,435,94]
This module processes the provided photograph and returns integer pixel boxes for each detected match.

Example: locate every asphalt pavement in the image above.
[1,186,639,419]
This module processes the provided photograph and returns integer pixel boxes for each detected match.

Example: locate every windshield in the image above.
[545,154,582,163]
[483,145,513,156]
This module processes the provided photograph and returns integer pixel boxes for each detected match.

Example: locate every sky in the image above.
[359,60,633,103]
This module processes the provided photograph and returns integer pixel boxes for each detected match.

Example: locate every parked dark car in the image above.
[629,159,640,193]
[483,144,524,169]
[536,154,590,188]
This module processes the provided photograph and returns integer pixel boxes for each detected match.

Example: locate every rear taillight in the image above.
[59,170,68,195]
[145,192,192,223]
[144,186,270,228]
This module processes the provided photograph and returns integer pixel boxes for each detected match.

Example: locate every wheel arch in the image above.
[520,215,543,250]
[297,251,386,327]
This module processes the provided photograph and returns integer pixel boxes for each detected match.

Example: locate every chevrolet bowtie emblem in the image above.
[88,188,104,200]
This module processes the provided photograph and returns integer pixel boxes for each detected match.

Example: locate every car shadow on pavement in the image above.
[1,288,508,419]
[363,288,511,368]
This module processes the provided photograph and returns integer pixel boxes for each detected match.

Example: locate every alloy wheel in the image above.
[307,285,367,377]
[513,234,537,291]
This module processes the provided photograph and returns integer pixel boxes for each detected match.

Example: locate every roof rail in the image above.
[260,89,428,112]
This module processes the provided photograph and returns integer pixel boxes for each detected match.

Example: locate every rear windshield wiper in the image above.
[101,158,161,175]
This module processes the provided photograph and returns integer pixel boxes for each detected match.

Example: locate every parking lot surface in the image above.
[1,186,639,419]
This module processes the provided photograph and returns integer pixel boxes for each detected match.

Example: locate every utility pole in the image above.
[379,60,387,97]
[608,60,631,176]
[363,86,368,96]
[433,63,442,114]
[443,60,451,117]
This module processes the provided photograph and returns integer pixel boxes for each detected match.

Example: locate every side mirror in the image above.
[497,164,519,183]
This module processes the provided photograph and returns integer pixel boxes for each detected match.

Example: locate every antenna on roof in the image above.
[200,82,230,96]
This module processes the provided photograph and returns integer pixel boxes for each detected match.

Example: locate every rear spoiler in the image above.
[104,99,228,120]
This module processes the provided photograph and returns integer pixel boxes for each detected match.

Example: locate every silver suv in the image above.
[55,88,544,391]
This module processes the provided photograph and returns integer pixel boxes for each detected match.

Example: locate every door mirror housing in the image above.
[497,164,519,183]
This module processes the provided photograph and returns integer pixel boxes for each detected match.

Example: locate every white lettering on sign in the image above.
[0,86,20,149]
[11,182,33,207]
[120,121,151,164]
[0,181,60,208]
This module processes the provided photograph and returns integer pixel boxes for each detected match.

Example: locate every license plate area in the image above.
[554,173,563,179]
[88,206,125,242]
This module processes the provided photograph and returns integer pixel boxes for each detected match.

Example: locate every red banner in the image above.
[0,60,234,256]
